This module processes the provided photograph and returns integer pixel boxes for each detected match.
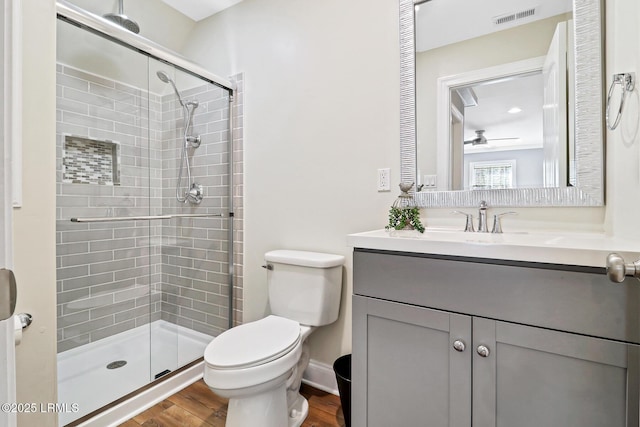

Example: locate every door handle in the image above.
[0,268,17,321]
[606,253,640,283]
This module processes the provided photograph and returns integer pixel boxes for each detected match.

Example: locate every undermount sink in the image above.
[387,227,613,247]
[413,228,531,244]
[347,228,640,268]
[386,227,573,246]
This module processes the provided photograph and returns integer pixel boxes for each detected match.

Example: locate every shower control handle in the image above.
[186,135,201,148]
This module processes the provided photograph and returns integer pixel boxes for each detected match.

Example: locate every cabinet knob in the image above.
[452,339,466,352]
[477,345,490,357]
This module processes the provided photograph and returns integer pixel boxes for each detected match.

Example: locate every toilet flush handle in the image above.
[261,264,273,270]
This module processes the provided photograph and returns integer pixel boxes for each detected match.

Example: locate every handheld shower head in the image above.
[156,71,185,107]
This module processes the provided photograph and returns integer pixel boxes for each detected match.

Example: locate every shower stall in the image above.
[55,2,243,425]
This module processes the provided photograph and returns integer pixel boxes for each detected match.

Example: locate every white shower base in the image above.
[57,320,212,426]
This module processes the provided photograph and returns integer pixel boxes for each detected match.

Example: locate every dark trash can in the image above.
[333,354,351,427]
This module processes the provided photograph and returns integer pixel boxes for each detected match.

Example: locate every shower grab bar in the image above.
[70,213,224,223]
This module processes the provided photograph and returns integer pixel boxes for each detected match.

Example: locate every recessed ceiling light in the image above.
[508,107,522,114]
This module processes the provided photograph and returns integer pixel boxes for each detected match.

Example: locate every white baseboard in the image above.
[77,361,204,427]
[302,359,339,396]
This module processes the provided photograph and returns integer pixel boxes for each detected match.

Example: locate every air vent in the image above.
[516,7,536,19]
[493,6,537,26]
[494,14,515,25]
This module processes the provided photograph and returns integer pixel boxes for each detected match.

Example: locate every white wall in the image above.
[14,1,58,425]
[179,0,640,369]
[181,0,401,366]
[605,0,640,239]
[12,0,640,416]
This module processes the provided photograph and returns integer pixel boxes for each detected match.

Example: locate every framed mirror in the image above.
[400,0,605,207]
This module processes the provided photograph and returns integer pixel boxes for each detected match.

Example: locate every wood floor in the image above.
[119,380,345,427]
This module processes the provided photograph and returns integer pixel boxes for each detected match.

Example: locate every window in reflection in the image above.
[469,160,515,190]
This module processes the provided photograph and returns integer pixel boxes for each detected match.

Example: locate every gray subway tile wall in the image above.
[56,64,244,353]
[159,77,236,337]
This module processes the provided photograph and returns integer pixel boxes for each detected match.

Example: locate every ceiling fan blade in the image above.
[464,137,487,145]
[486,137,520,141]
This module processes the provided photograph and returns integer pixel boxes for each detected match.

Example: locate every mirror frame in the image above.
[400,0,605,207]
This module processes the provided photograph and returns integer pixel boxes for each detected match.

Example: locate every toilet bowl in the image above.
[203,250,345,427]
[204,316,314,427]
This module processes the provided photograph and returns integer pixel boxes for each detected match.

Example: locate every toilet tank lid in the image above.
[265,250,345,268]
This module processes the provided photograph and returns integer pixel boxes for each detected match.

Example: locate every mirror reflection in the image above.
[415,0,574,192]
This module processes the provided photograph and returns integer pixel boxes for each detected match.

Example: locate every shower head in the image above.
[156,71,185,107]
[156,71,171,84]
[103,0,139,34]
[103,13,140,33]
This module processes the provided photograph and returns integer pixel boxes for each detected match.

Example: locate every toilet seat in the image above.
[205,315,301,370]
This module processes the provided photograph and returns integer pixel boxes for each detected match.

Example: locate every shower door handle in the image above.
[0,268,17,321]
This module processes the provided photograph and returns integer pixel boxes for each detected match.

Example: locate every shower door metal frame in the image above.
[56,0,235,93]
[56,0,237,330]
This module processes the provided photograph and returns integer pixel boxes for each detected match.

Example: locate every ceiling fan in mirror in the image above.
[463,130,520,146]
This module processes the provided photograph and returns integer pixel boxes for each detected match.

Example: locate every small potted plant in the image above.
[385,183,425,233]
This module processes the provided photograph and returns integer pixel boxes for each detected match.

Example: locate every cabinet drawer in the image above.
[353,249,640,343]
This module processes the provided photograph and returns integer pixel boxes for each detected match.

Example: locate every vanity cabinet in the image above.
[353,296,472,427]
[352,249,640,427]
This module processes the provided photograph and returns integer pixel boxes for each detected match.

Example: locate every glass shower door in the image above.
[150,59,232,375]
[56,13,234,427]
[56,18,156,425]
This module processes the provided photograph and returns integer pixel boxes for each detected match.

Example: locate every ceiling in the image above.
[462,73,544,154]
[414,0,572,155]
[415,0,573,52]
[160,0,244,21]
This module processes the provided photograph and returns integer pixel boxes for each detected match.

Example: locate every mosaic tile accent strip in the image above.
[63,136,120,185]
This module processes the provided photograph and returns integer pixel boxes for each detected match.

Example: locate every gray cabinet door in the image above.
[473,317,640,427]
[353,295,472,427]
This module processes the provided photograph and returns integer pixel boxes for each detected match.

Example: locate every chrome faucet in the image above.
[452,211,475,232]
[477,201,489,233]
[491,212,517,233]
[452,202,517,233]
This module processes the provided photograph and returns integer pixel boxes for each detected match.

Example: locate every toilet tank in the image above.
[265,250,345,326]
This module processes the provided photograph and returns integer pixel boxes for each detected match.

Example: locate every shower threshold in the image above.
[57,320,212,426]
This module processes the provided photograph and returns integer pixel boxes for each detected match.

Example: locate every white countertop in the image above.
[347,228,640,268]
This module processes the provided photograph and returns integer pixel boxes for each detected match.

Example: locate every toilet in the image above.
[203,249,345,427]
